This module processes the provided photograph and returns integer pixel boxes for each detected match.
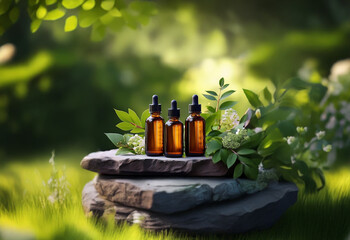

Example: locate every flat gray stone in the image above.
[82,180,116,218]
[95,175,268,214]
[82,181,298,234]
[81,150,228,176]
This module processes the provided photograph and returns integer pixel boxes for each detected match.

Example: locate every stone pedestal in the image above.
[81,150,298,233]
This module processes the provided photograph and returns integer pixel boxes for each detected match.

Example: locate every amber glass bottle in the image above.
[164,100,183,158]
[145,95,164,156]
[185,95,205,156]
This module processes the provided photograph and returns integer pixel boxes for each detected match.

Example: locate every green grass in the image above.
[0,152,350,240]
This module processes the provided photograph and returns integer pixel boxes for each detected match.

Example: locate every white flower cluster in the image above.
[128,134,145,155]
[46,151,70,205]
[285,136,296,145]
[221,108,240,131]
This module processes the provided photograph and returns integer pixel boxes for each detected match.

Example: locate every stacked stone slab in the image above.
[81,150,298,234]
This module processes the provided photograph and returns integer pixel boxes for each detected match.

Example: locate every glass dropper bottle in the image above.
[145,95,164,156]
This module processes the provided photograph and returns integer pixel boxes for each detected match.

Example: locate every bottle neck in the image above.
[151,112,161,117]
[190,112,201,117]
[169,116,179,121]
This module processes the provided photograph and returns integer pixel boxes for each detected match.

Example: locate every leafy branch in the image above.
[105,108,148,155]
[205,77,330,193]
[203,77,237,132]
[114,108,148,134]
[0,0,158,41]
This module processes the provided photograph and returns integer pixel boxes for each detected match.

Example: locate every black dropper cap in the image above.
[168,100,180,118]
[149,95,161,113]
[189,94,201,113]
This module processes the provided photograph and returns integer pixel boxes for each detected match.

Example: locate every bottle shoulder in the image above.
[165,119,183,127]
[186,114,205,122]
[146,116,164,122]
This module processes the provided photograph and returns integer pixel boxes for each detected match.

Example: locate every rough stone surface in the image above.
[82,181,298,234]
[95,175,267,214]
[81,150,228,176]
[82,180,115,218]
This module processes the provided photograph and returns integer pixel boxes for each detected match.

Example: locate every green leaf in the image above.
[237,148,256,155]
[9,7,20,23]
[243,89,263,108]
[244,165,259,180]
[46,0,57,5]
[314,168,325,190]
[64,15,78,32]
[101,0,114,10]
[227,153,237,168]
[36,5,47,19]
[238,155,252,165]
[100,12,115,25]
[220,149,230,164]
[30,19,42,33]
[284,77,310,90]
[128,108,142,126]
[205,113,218,133]
[263,87,272,102]
[109,8,122,17]
[257,128,284,157]
[207,130,221,137]
[44,8,65,20]
[219,101,237,110]
[220,90,235,100]
[62,0,84,9]
[114,109,132,123]
[116,147,134,155]
[130,128,145,134]
[212,151,221,163]
[116,122,134,131]
[294,160,309,175]
[82,0,95,10]
[206,139,222,155]
[0,0,11,15]
[79,7,105,28]
[219,77,224,87]
[91,22,106,42]
[221,84,229,90]
[206,106,215,113]
[233,163,243,179]
[203,94,216,101]
[206,91,217,96]
[123,134,132,143]
[105,133,124,147]
[301,175,317,193]
[140,109,149,128]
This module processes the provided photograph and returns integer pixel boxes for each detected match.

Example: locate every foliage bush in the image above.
[203,78,330,192]
[0,0,157,40]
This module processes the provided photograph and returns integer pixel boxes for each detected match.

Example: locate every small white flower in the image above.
[128,134,145,154]
[296,126,307,134]
[316,131,325,140]
[48,194,56,203]
[286,136,295,145]
[254,127,263,133]
[49,151,55,165]
[221,108,240,131]
[323,144,332,153]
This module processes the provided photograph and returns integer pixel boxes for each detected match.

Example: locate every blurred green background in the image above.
[1,0,350,158]
[1,1,350,239]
